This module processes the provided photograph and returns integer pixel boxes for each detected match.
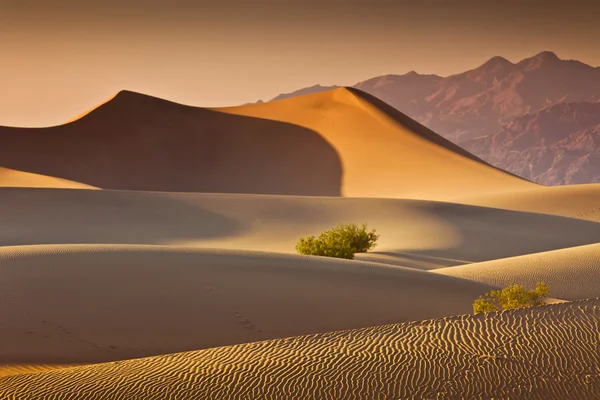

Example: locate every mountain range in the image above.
[260,51,600,185]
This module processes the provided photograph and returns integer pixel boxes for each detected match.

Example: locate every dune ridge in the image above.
[2,188,600,267]
[2,299,599,399]
[434,242,600,300]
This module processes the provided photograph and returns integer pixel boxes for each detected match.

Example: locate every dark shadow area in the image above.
[0,91,343,195]
[0,187,242,246]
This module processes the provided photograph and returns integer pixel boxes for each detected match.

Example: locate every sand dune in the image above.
[0,167,95,189]
[0,244,492,369]
[217,87,534,199]
[434,243,600,300]
[461,183,600,221]
[0,88,533,198]
[1,188,600,267]
[3,299,599,399]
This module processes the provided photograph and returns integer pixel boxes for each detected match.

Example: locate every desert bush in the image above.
[473,282,550,314]
[295,223,379,260]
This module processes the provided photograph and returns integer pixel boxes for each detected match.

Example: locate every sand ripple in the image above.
[1,299,599,399]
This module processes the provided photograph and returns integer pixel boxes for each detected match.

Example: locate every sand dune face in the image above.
[0,167,95,189]
[1,188,600,266]
[434,243,600,300]
[219,88,534,199]
[0,88,532,198]
[0,91,343,195]
[0,245,492,366]
[461,183,600,221]
[3,299,599,399]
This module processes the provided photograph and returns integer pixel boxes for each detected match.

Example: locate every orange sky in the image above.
[1,0,599,126]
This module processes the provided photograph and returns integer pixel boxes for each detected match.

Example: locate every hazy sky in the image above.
[2,0,600,126]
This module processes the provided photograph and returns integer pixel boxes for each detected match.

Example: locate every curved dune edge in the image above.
[215,87,534,199]
[459,183,600,221]
[0,168,96,189]
[2,299,599,399]
[3,188,600,268]
[0,244,493,367]
[433,243,600,300]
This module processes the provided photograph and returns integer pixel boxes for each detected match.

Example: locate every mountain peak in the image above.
[518,51,562,70]
[482,56,513,68]
[534,51,560,61]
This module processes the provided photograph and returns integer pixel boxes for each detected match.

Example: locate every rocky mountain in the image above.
[463,101,600,185]
[261,51,600,184]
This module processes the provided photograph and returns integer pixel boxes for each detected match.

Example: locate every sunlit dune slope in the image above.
[217,87,534,199]
[0,88,532,198]
[0,244,492,367]
[0,167,95,189]
[434,243,600,300]
[460,183,600,221]
[3,299,599,399]
[2,188,600,267]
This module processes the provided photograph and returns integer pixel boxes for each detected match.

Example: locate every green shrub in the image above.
[296,223,379,260]
[473,282,550,314]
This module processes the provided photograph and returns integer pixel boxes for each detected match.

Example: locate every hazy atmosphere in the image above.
[2,0,600,126]
[3,1,600,398]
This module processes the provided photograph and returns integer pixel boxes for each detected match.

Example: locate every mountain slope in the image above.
[463,101,600,185]
[262,52,600,184]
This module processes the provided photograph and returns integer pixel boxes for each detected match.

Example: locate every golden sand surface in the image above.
[2,299,599,399]
[434,243,600,300]
[0,167,95,189]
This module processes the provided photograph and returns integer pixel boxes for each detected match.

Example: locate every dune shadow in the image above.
[0,92,343,195]
[0,188,243,246]
[383,201,600,264]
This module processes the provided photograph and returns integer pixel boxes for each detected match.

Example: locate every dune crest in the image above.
[1,188,600,265]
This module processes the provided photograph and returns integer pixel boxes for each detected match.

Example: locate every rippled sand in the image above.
[2,299,599,399]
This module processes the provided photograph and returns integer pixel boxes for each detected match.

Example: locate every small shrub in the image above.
[296,223,379,260]
[473,282,550,314]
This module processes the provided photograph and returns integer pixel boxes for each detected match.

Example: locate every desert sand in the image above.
[0,244,492,369]
[434,243,600,300]
[1,188,600,268]
[2,299,599,399]
[0,167,95,189]
[0,88,533,198]
[1,88,599,398]
[460,183,600,221]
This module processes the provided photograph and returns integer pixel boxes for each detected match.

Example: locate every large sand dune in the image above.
[0,88,533,198]
[3,299,599,399]
[434,243,600,300]
[0,167,95,189]
[0,244,492,368]
[1,188,599,267]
